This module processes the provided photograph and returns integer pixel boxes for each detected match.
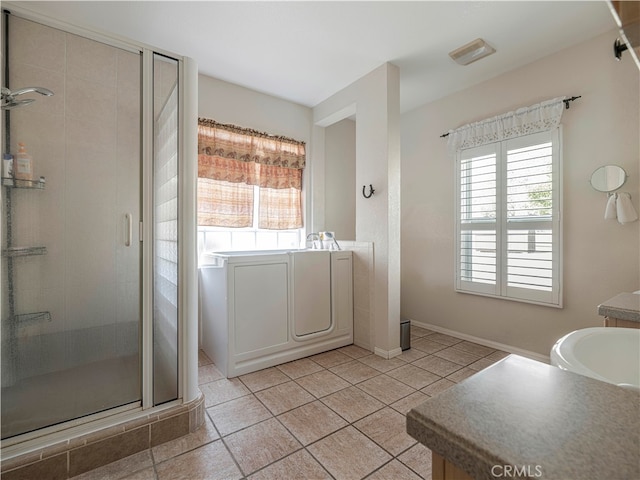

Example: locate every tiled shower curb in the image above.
[0,392,205,479]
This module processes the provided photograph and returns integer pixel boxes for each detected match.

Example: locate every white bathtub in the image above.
[202,248,308,258]
[199,250,354,377]
[551,327,640,390]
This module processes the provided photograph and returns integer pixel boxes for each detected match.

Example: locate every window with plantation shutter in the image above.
[456,129,562,307]
[459,145,498,293]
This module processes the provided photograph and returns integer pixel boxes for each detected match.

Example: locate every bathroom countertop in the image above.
[406,355,640,480]
[597,292,640,322]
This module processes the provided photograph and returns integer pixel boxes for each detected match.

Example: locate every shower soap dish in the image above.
[2,246,47,257]
[13,311,52,325]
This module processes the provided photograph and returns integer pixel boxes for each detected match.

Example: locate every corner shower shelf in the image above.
[13,311,52,325]
[1,177,45,189]
[2,163,50,340]
[2,246,47,257]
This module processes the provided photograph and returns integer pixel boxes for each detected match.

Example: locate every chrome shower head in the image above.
[1,86,54,110]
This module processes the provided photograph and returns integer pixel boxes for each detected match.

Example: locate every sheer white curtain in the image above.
[447,97,566,156]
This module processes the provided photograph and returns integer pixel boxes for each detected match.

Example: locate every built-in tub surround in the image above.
[407,355,640,480]
[598,292,640,328]
[197,241,375,353]
[199,250,353,377]
[339,241,374,350]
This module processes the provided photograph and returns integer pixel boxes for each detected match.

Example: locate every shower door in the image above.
[1,16,143,439]
[152,53,179,405]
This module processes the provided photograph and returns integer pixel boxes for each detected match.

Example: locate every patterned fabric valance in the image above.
[198,118,306,170]
[446,97,566,156]
[198,154,302,190]
[197,118,304,229]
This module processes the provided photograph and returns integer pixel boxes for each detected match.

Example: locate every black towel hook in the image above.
[362,184,375,198]
[614,38,628,61]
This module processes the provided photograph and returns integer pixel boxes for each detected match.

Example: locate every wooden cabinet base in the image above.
[604,317,640,328]
[432,452,473,480]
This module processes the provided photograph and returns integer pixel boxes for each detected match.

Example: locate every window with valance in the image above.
[451,97,564,307]
[197,118,305,230]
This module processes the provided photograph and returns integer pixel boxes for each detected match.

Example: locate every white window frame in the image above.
[455,128,563,307]
[197,184,303,253]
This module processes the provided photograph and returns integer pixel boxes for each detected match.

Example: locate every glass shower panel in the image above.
[1,16,142,439]
[153,53,179,405]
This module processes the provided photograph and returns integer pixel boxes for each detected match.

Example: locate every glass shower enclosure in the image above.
[1,11,181,440]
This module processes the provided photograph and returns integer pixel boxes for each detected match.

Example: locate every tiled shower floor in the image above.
[72,326,509,480]
[2,354,139,439]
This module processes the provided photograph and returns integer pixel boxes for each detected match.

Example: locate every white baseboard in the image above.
[374,346,403,359]
[354,340,372,352]
[408,319,550,364]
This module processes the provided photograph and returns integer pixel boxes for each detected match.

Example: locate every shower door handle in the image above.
[125,213,132,247]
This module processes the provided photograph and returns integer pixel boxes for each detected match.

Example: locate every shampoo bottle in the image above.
[14,143,33,186]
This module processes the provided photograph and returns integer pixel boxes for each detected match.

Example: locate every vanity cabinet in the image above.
[407,355,640,480]
[598,292,640,329]
[603,317,640,328]
[432,453,472,480]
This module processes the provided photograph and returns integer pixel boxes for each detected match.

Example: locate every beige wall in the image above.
[314,63,402,356]
[400,29,640,357]
[198,75,313,142]
[325,118,356,241]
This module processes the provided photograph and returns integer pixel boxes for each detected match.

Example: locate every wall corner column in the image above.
[312,62,401,358]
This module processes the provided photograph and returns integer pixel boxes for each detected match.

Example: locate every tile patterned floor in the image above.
[72,327,509,480]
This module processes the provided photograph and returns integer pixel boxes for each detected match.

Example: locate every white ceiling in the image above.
[15,1,616,113]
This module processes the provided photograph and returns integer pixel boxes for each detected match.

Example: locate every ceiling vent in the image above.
[449,38,496,66]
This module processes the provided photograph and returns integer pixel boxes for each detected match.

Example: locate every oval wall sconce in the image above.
[362,184,375,198]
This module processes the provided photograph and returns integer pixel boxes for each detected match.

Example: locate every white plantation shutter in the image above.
[504,131,560,305]
[456,129,562,306]
[458,145,498,295]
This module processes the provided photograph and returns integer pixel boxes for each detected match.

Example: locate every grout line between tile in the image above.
[63,341,510,480]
